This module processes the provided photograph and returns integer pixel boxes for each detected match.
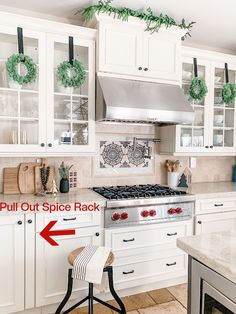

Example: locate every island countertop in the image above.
[177,231,236,284]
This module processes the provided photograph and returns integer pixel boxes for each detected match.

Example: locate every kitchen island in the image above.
[177,231,236,313]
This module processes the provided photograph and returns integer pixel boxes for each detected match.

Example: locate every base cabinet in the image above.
[0,215,24,314]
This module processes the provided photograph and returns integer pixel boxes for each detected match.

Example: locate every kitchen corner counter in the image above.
[187,181,236,199]
[0,188,106,214]
[177,231,236,284]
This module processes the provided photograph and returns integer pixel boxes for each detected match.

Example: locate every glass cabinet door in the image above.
[178,58,209,152]
[210,64,236,151]
[0,26,46,153]
[46,33,95,153]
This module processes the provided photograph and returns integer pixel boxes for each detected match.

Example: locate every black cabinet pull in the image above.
[123,238,135,242]
[48,143,52,147]
[95,232,100,237]
[63,217,77,221]
[40,143,45,147]
[17,221,23,225]
[144,67,148,71]
[205,146,209,148]
[167,232,177,236]
[198,221,202,224]
[166,262,177,267]
[122,270,134,275]
[27,219,32,224]
[138,67,142,70]
[214,204,223,207]
[210,145,214,148]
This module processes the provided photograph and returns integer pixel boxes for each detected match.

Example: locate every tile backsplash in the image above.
[0,124,234,192]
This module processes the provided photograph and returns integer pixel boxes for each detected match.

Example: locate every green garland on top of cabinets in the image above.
[80,0,195,39]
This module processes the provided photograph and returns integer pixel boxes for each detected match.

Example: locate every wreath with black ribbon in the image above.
[57,36,86,88]
[6,28,37,85]
[222,63,236,104]
[189,58,208,101]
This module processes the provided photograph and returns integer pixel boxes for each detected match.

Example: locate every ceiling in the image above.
[0,0,235,53]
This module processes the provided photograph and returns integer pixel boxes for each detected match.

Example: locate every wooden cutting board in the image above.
[35,165,55,193]
[18,163,38,194]
[3,167,20,194]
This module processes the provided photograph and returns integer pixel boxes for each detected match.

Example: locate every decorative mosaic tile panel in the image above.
[100,140,150,168]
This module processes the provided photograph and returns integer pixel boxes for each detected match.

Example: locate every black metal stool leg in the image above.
[107,266,126,314]
[88,283,93,314]
[55,269,73,314]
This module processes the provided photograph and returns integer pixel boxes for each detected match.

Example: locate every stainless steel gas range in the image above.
[92,184,195,228]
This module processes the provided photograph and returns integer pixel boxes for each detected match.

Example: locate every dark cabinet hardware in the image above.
[210,145,214,148]
[214,204,223,207]
[144,67,148,71]
[166,262,177,267]
[27,219,32,224]
[205,146,209,148]
[198,221,202,224]
[138,67,142,70]
[123,238,135,242]
[48,143,52,147]
[167,232,177,236]
[63,217,76,221]
[122,270,134,275]
[40,143,45,147]
[17,221,23,225]
[95,232,100,237]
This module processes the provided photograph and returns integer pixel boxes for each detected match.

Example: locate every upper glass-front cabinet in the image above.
[46,33,95,153]
[0,26,46,153]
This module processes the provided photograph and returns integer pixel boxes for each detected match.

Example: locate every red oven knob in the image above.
[121,212,128,220]
[149,210,157,217]
[141,210,150,218]
[112,213,120,221]
[168,208,176,215]
[175,207,183,214]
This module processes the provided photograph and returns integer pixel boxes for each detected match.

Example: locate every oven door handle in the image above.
[123,238,135,242]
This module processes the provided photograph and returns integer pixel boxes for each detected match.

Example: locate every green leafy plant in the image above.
[6,53,37,85]
[58,162,73,180]
[80,0,195,39]
[189,77,208,101]
[222,83,236,104]
[57,59,86,88]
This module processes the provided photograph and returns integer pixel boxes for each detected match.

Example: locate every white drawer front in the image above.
[114,254,186,284]
[36,211,101,232]
[111,224,187,250]
[196,198,236,214]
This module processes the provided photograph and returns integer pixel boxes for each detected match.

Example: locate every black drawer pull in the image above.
[123,238,135,242]
[167,232,177,236]
[214,204,223,207]
[122,270,134,275]
[166,262,177,267]
[63,217,77,221]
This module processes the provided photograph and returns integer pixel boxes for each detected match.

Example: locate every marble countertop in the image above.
[0,188,106,215]
[187,181,236,199]
[177,231,236,284]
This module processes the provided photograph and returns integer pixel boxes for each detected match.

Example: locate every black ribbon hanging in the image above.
[69,36,74,65]
[225,63,229,83]
[17,27,24,55]
[193,57,198,78]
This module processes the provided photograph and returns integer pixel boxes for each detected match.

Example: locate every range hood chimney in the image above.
[96,75,194,125]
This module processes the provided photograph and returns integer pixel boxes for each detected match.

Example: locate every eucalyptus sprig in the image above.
[58,162,73,180]
[80,0,195,38]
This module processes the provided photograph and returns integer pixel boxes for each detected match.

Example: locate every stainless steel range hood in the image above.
[96,76,194,125]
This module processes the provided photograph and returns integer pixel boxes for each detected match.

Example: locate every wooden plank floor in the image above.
[71,284,187,314]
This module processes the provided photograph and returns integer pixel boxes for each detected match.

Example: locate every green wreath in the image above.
[57,60,86,88]
[189,77,208,101]
[222,83,236,104]
[6,53,37,85]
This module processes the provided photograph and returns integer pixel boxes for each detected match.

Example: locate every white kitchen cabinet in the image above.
[0,12,96,155]
[195,211,236,235]
[105,220,193,290]
[0,215,24,314]
[160,47,236,155]
[36,225,101,306]
[95,14,185,83]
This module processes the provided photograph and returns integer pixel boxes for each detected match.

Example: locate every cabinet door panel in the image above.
[98,23,143,76]
[36,227,101,307]
[0,25,46,153]
[0,215,24,314]
[46,33,95,153]
[143,33,180,81]
[195,212,236,235]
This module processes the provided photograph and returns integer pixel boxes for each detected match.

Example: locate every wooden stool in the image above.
[55,247,126,314]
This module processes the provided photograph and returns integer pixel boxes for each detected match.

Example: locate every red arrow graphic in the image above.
[40,221,75,246]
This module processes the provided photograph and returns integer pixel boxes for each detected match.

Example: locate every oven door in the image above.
[201,281,236,314]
